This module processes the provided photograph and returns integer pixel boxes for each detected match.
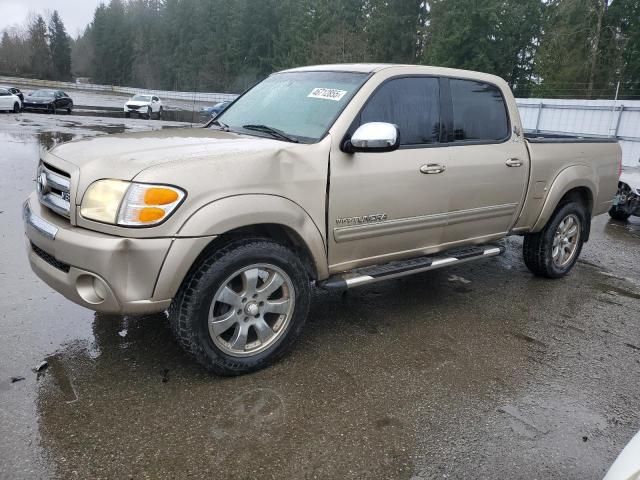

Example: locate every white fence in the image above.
[516,98,640,167]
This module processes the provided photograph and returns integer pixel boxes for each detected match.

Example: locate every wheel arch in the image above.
[154,195,328,301]
[531,166,596,240]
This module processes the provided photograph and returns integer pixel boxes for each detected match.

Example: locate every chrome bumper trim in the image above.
[23,202,59,240]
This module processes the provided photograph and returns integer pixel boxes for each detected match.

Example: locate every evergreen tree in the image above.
[28,15,52,79]
[2,0,637,96]
[49,11,72,80]
[422,0,543,95]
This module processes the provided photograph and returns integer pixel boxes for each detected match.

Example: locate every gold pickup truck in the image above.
[24,64,621,375]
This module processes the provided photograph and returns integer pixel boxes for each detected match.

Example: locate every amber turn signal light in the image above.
[144,188,179,205]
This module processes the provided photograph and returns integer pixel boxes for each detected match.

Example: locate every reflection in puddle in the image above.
[37,131,76,150]
[605,217,640,240]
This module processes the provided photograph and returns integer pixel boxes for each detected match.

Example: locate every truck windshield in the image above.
[213,71,369,143]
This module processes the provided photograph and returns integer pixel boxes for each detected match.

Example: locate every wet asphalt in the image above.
[1,112,639,479]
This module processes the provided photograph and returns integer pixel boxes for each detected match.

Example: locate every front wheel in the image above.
[13,102,20,113]
[147,106,152,119]
[67,104,72,114]
[168,239,311,375]
[523,201,586,278]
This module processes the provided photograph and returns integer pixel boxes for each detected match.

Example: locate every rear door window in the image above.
[450,79,509,142]
[359,77,441,146]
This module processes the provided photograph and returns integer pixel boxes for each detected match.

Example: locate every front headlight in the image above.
[80,180,185,227]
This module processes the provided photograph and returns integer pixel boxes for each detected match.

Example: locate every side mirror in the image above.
[343,122,400,153]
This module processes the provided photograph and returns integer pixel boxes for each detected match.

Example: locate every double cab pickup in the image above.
[24,64,621,375]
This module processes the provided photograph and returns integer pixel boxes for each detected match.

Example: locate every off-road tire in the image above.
[168,238,311,376]
[523,201,587,278]
[609,206,631,222]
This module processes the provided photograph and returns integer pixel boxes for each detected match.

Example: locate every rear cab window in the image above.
[449,79,510,143]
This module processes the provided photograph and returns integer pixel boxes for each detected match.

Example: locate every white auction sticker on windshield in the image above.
[308,88,348,101]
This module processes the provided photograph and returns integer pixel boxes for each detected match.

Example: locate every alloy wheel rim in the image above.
[552,214,580,267]
[208,263,295,357]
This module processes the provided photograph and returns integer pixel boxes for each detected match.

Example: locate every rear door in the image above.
[328,76,450,271]
[441,78,529,244]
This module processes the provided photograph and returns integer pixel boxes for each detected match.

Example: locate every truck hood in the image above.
[45,127,293,200]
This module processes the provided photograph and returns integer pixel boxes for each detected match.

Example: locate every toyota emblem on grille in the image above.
[37,171,48,195]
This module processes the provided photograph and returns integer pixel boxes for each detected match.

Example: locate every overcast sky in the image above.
[0,0,104,37]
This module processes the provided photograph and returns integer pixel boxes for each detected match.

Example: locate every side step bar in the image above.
[318,244,505,290]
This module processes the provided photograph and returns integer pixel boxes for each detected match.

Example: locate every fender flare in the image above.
[177,194,329,279]
[531,165,597,232]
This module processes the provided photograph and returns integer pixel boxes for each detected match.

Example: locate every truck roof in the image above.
[280,63,507,85]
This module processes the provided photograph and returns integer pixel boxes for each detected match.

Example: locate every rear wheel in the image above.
[523,201,586,278]
[158,106,163,118]
[147,106,152,119]
[67,104,72,114]
[13,102,20,113]
[168,239,311,375]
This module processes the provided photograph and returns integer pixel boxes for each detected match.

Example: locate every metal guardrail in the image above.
[0,75,238,103]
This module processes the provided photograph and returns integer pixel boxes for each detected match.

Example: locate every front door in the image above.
[328,76,450,272]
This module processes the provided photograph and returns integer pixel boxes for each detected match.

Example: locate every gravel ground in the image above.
[0,112,639,479]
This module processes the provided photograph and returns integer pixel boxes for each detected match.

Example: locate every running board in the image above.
[319,244,505,290]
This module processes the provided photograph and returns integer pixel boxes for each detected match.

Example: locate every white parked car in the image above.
[124,94,163,119]
[0,87,22,112]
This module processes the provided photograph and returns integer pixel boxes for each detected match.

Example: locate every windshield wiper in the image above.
[242,124,299,143]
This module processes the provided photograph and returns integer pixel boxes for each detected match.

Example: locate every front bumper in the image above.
[23,194,212,315]
[124,105,150,113]
[23,103,50,111]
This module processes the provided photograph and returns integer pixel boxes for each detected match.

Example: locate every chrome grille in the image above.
[37,162,71,218]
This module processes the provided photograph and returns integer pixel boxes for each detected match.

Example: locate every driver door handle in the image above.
[506,158,523,167]
[420,164,446,174]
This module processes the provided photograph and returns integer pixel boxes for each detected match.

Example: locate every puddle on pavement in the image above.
[2,115,640,478]
[37,131,77,150]
[605,217,640,240]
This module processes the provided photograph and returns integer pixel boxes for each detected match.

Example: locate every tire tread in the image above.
[168,238,310,375]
